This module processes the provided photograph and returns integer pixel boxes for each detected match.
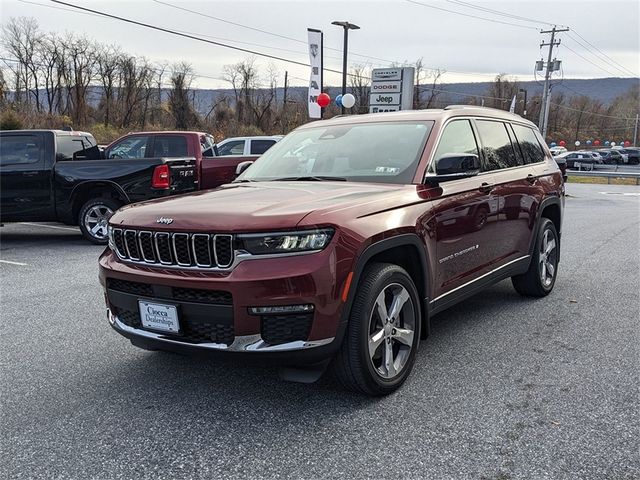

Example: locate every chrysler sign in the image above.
[369,67,414,113]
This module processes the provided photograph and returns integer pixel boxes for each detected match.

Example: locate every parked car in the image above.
[597,149,628,165]
[216,135,283,156]
[100,107,564,395]
[104,131,260,190]
[0,130,198,244]
[618,148,640,165]
[556,151,601,170]
[549,146,567,156]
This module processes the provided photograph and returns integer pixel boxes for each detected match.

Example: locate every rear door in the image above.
[149,135,189,158]
[475,120,545,264]
[0,132,53,220]
[428,119,502,299]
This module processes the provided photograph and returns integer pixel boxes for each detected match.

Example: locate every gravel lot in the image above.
[1,183,638,479]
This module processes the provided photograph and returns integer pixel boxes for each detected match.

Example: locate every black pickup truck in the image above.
[0,130,197,244]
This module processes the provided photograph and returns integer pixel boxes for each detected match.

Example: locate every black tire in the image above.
[332,263,421,396]
[78,197,120,245]
[512,218,559,297]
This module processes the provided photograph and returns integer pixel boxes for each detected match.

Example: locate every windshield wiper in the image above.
[272,175,348,182]
[231,178,256,183]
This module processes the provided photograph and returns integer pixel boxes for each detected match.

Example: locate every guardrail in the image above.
[567,170,640,185]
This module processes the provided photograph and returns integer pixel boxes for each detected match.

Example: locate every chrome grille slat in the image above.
[113,229,234,270]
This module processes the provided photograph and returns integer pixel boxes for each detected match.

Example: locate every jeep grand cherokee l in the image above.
[99,107,564,396]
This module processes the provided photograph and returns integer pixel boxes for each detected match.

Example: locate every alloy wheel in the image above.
[84,205,114,241]
[368,283,416,379]
[539,228,558,287]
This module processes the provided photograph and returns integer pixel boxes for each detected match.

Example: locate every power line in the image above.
[566,32,637,77]
[404,0,538,30]
[561,43,620,78]
[571,31,637,77]
[444,0,559,27]
[549,102,634,120]
[47,0,353,78]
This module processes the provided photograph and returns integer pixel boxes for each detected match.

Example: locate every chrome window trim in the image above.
[124,229,141,261]
[192,233,212,267]
[138,231,157,263]
[214,234,234,268]
[172,233,192,266]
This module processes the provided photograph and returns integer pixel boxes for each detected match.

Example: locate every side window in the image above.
[250,139,276,155]
[56,136,88,161]
[430,120,479,173]
[217,140,245,156]
[151,136,188,157]
[511,124,545,164]
[108,136,150,159]
[476,120,521,170]
[0,135,42,166]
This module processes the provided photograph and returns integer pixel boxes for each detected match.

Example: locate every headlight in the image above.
[107,225,115,250]
[237,228,334,255]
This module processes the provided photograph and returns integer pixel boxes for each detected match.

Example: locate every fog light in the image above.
[249,304,314,315]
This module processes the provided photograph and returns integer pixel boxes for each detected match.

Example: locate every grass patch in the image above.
[567,176,639,186]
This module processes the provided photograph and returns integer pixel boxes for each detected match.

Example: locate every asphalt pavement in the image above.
[1,183,638,479]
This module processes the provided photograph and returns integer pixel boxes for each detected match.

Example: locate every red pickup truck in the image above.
[104,131,258,189]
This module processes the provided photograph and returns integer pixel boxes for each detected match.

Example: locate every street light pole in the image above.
[331,21,360,114]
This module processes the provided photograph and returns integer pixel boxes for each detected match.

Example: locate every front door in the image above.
[426,119,502,299]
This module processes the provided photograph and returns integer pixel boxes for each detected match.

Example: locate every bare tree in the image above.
[348,64,370,114]
[168,62,198,129]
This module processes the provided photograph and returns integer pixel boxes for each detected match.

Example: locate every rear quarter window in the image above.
[511,124,545,164]
[250,139,276,155]
[475,120,521,170]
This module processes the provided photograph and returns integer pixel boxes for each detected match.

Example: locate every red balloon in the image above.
[624,140,631,147]
[559,140,566,147]
[594,140,601,146]
[317,93,330,108]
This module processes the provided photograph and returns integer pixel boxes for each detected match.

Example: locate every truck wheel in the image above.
[332,263,421,396]
[78,198,120,244]
[512,218,559,297]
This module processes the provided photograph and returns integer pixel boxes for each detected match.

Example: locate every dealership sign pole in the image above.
[307,28,323,119]
[369,67,415,113]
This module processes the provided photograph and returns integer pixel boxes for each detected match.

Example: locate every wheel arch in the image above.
[70,181,129,224]
[530,196,562,261]
[342,234,431,339]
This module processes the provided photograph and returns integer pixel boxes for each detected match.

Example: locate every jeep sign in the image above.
[369,67,414,113]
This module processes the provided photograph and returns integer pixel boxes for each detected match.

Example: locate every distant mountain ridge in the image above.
[185,77,637,115]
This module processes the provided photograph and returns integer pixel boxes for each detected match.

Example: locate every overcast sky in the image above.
[2,0,639,89]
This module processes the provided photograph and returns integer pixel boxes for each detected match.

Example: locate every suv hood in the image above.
[110,181,414,232]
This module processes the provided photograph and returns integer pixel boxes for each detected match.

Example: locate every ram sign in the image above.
[369,67,414,113]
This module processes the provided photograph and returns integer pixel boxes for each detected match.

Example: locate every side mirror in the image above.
[425,153,480,185]
[235,160,254,176]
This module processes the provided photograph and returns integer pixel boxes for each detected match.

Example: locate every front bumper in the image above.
[99,241,354,361]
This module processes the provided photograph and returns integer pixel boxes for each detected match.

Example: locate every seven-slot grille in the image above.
[112,228,234,269]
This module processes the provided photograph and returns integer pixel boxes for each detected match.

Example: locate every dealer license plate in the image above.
[138,301,179,333]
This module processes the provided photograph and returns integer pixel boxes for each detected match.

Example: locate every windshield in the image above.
[238,121,433,184]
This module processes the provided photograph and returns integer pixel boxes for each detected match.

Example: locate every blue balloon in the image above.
[550,142,557,147]
[605,140,610,146]
[586,140,592,145]
[335,94,343,107]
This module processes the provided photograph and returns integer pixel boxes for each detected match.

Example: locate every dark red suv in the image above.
[99,107,564,395]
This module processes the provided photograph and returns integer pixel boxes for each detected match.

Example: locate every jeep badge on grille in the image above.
[156,217,173,225]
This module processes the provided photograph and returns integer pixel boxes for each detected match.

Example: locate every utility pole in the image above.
[634,113,639,147]
[282,70,288,134]
[538,26,569,139]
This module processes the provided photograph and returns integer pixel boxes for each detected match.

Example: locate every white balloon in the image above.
[341,93,355,108]
[574,141,581,146]
[611,142,616,146]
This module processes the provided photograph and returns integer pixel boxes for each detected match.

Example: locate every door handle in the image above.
[526,174,537,184]
[478,182,494,193]
[22,171,39,177]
